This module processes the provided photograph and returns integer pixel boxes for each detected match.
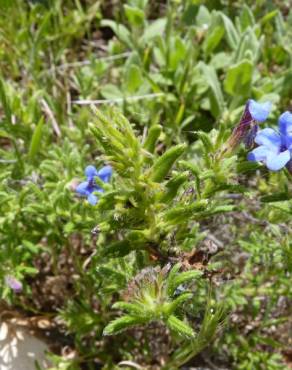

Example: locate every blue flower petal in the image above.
[93,185,104,193]
[76,181,90,196]
[87,193,98,205]
[247,145,270,162]
[85,165,98,179]
[279,111,292,149]
[254,128,281,152]
[248,100,271,122]
[97,165,113,183]
[266,150,291,171]
[278,111,292,135]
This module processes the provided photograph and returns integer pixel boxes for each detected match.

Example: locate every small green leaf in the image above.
[160,172,189,203]
[171,271,202,294]
[142,18,167,42]
[218,12,239,50]
[101,20,132,47]
[29,117,44,161]
[164,201,208,224]
[260,192,290,203]
[260,10,279,26]
[103,315,146,335]
[196,5,211,27]
[224,59,253,97]
[197,131,214,153]
[165,293,193,315]
[0,78,11,122]
[166,315,195,338]
[124,64,143,93]
[199,62,224,118]
[150,144,186,183]
[203,25,225,55]
[124,5,145,27]
[113,302,148,316]
[100,84,123,100]
[182,4,198,26]
[239,4,255,31]
[103,240,134,258]
[143,124,162,154]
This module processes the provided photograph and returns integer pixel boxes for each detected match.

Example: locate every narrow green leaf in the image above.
[101,20,132,47]
[143,124,162,155]
[103,240,134,258]
[239,5,255,31]
[164,201,208,224]
[260,10,279,26]
[203,25,225,55]
[113,302,148,316]
[0,78,11,122]
[196,5,211,27]
[260,192,289,203]
[29,117,44,161]
[150,144,186,183]
[142,18,167,42]
[124,5,145,27]
[103,315,146,336]
[166,315,195,338]
[199,62,224,118]
[165,293,193,315]
[197,131,214,153]
[160,172,189,203]
[124,64,143,93]
[218,12,239,50]
[170,271,203,295]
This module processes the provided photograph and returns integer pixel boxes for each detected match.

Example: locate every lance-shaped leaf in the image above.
[199,62,224,118]
[163,200,208,225]
[0,78,12,123]
[103,240,134,258]
[113,302,149,317]
[197,131,214,153]
[103,315,147,336]
[166,301,225,368]
[218,12,239,50]
[164,293,193,315]
[143,124,162,154]
[167,270,203,296]
[29,117,44,161]
[159,172,189,203]
[149,144,186,183]
[166,315,195,338]
[101,20,132,47]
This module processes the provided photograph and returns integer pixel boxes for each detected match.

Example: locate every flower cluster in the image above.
[76,165,112,205]
[248,111,292,171]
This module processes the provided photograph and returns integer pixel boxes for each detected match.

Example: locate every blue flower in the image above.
[76,165,112,205]
[248,100,272,122]
[5,276,23,293]
[248,111,292,171]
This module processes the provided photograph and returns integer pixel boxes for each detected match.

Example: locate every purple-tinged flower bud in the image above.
[5,276,23,293]
[227,100,271,152]
[244,124,258,149]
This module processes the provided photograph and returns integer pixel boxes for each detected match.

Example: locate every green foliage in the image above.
[103,264,203,340]
[0,1,291,369]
